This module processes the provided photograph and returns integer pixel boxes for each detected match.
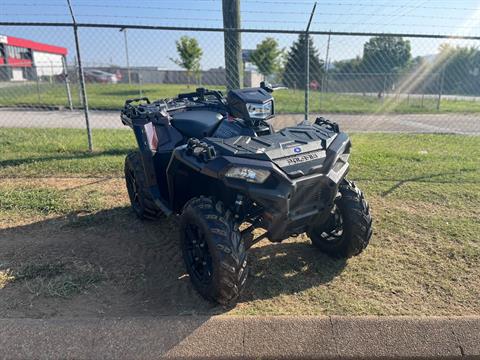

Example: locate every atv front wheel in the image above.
[124,151,163,220]
[180,196,248,304]
[307,179,372,258]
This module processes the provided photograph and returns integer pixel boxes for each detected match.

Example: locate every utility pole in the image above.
[304,2,317,121]
[222,0,242,91]
[120,28,131,85]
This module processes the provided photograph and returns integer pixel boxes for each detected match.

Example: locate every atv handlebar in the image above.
[178,88,225,103]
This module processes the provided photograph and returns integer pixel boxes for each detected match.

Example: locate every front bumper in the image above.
[171,129,351,241]
[249,159,349,241]
[219,132,351,241]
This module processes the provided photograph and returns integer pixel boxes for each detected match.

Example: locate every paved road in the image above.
[1,316,479,359]
[0,108,479,134]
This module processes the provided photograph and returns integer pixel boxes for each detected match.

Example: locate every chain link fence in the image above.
[1,23,480,152]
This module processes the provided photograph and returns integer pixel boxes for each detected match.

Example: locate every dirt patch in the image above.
[0,208,223,318]
[0,177,479,317]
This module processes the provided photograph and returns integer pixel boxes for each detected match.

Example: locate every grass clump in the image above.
[16,262,105,298]
[0,270,15,289]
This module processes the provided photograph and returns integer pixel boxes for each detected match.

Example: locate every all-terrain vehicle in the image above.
[121,82,372,304]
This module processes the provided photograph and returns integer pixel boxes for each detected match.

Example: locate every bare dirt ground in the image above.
[0,178,217,318]
[1,178,324,318]
[1,177,479,318]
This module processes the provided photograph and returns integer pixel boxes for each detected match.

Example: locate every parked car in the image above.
[84,69,118,84]
[309,80,320,90]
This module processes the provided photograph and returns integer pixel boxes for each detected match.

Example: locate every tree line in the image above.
[171,34,480,95]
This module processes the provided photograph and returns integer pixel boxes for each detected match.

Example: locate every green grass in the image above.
[0,128,135,177]
[349,133,480,183]
[0,187,66,214]
[2,82,480,114]
[1,128,478,182]
[0,129,479,315]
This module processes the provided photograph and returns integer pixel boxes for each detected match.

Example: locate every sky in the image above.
[1,0,480,69]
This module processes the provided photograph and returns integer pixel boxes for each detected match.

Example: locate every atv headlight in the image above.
[246,101,272,119]
[225,167,270,183]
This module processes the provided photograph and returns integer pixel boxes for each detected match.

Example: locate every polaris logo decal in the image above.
[279,150,326,166]
[293,146,302,153]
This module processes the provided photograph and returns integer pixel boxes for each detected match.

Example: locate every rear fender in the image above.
[132,122,158,187]
[131,121,176,215]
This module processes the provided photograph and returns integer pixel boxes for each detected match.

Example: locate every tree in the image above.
[250,37,283,79]
[332,56,362,74]
[361,36,411,73]
[435,44,480,95]
[282,34,324,89]
[170,36,203,86]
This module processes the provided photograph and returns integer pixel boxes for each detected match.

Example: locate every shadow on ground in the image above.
[0,206,345,318]
[0,149,131,169]
[376,169,478,197]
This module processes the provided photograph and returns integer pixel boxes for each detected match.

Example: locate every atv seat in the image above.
[171,110,223,139]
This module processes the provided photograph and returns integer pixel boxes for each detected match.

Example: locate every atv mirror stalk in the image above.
[260,81,274,93]
[260,81,287,93]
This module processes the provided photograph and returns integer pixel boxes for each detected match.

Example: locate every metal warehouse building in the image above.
[0,34,68,81]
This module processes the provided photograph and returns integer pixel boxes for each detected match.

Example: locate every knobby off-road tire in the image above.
[308,179,372,258]
[180,196,248,305]
[124,151,163,220]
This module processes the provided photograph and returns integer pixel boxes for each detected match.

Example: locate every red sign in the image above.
[5,35,67,56]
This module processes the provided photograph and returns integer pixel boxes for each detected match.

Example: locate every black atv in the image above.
[121,82,372,304]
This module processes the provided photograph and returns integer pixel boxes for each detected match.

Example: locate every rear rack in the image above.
[121,87,228,128]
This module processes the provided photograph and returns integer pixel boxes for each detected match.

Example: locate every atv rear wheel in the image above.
[124,151,162,220]
[307,179,372,258]
[180,196,248,305]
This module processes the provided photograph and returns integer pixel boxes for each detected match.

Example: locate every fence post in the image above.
[36,74,41,103]
[382,73,387,101]
[304,2,317,122]
[120,28,132,85]
[62,55,73,111]
[437,65,445,111]
[320,31,331,107]
[67,0,93,152]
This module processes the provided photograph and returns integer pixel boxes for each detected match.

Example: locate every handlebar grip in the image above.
[178,92,199,99]
[125,97,150,106]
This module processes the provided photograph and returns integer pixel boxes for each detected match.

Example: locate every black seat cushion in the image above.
[171,110,223,139]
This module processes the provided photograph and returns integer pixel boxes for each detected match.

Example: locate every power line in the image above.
[1,3,310,15]
[1,3,66,6]
[11,0,474,11]
[0,13,306,24]
[314,22,476,30]
[0,13,70,17]
[242,0,480,11]
[5,3,472,20]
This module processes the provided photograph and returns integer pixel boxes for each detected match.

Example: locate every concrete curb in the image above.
[0,316,479,359]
